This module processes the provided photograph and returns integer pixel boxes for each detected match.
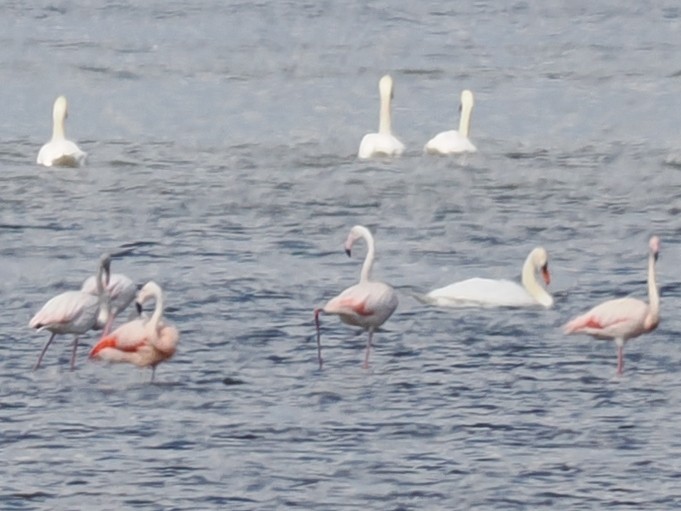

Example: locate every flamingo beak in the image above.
[135,302,143,315]
[541,265,551,285]
[345,248,352,257]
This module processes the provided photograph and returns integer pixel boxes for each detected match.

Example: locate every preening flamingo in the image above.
[37,95,87,167]
[563,236,661,375]
[315,225,398,368]
[424,247,553,308]
[82,271,136,336]
[358,75,405,159]
[29,254,111,371]
[424,89,477,155]
[90,281,179,381]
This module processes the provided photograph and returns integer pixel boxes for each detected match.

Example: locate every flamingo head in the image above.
[649,236,660,260]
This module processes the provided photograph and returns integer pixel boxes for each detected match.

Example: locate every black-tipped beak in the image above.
[345,248,351,257]
[135,302,143,315]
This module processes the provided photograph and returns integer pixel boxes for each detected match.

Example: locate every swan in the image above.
[358,75,405,159]
[37,95,87,167]
[424,89,477,155]
[424,247,553,308]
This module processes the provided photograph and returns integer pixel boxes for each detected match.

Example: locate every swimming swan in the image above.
[37,95,87,167]
[424,89,477,155]
[358,75,405,159]
[424,247,553,308]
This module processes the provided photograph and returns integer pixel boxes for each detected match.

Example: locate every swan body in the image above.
[563,236,660,374]
[90,281,179,381]
[358,75,405,159]
[315,225,398,368]
[424,89,477,155]
[425,247,553,308]
[37,95,87,167]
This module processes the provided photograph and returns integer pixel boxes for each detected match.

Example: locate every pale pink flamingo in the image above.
[29,254,111,371]
[314,225,398,368]
[89,281,179,381]
[81,271,136,336]
[563,236,661,375]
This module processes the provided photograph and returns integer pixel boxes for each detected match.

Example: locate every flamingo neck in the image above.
[358,230,376,283]
[95,259,111,325]
[646,251,660,327]
[149,287,165,330]
[521,253,553,308]
[378,90,392,135]
[458,102,472,139]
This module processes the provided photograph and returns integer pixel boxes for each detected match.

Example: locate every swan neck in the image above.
[52,105,66,140]
[459,102,472,138]
[521,253,553,307]
[378,90,392,135]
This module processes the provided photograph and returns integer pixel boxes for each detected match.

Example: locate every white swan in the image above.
[424,247,553,308]
[358,75,405,159]
[424,89,477,155]
[37,95,87,167]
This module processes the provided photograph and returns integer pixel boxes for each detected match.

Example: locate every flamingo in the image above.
[358,75,405,159]
[563,236,661,375]
[314,225,398,368]
[424,89,477,155]
[89,281,179,381]
[37,95,87,167]
[29,254,111,371]
[81,271,136,336]
[423,247,553,308]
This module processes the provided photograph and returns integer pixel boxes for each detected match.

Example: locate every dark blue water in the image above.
[1,2,681,509]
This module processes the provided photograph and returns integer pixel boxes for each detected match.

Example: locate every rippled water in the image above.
[2,2,681,509]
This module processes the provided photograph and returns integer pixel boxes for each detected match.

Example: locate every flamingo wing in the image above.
[564,297,648,338]
[29,291,99,332]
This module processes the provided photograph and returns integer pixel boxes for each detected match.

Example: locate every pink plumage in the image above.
[563,236,661,375]
[315,225,398,368]
[90,281,179,381]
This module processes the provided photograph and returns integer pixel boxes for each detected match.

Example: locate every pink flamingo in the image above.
[563,236,661,375]
[89,281,179,381]
[315,225,398,368]
[29,254,111,371]
[81,271,136,336]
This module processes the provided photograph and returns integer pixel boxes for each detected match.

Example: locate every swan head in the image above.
[379,75,394,101]
[649,235,660,260]
[529,247,551,285]
[460,89,474,111]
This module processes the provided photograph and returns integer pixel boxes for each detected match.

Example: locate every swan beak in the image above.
[541,266,551,285]
[345,248,352,258]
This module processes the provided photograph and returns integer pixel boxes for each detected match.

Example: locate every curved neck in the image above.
[458,102,472,138]
[378,90,392,135]
[355,228,376,283]
[95,259,111,322]
[647,251,660,321]
[521,253,553,307]
[149,286,165,330]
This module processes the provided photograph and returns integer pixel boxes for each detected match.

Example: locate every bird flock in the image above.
[31,79,661,378]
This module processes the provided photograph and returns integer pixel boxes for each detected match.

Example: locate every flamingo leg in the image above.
[616,339,624,375]
[363,328,374,369]
[34,332,57,371]
[70,337,80,371]
[314,308,323,369]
